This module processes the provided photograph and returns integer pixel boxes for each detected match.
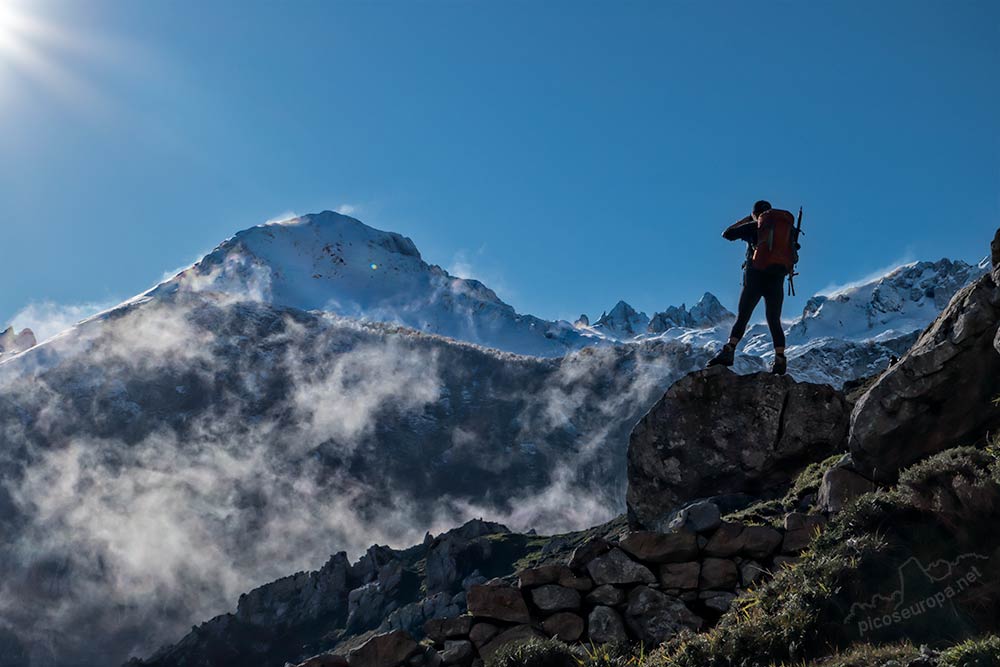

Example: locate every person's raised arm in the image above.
[722,215,757,242]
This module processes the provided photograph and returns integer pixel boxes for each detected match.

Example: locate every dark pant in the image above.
[729,268,786,349]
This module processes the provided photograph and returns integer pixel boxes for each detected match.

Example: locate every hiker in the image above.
[708,200,797,375]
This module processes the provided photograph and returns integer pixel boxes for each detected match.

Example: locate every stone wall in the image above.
[294,509,826,667]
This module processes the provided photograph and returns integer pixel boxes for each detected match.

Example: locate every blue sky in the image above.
[1,0,997,335]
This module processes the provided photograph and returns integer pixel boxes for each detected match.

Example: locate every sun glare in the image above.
[0,1,108,111]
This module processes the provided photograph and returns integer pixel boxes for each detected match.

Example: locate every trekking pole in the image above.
[788,207,803,296]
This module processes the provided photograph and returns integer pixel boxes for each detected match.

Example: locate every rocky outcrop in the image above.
[992,227,1000,285]
[993,227,1000,353]
[627,368,849,529]
[414,510,818,665]
[424,520,509,595]
[133,520,514,667]
[0,326,36,358]
[236,552,352,627]
[849,269,1000,482]
[817,455,876,513]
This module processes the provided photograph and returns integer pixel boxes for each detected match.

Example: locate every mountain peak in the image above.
[647,292,733,333]
[0,326,36,358]
[147,211,590,357]
[593,301,650,338]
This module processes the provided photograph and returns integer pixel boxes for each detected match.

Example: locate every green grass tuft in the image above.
[725,454,843,526]
[940,635,1000,667]
[486,638,578,667]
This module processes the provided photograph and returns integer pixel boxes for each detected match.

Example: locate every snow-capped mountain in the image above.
[583,293,735,340]
[740,259,986,383]
[784,259,981,346]
[149,211,593,357]
[647,293,734,333]
[590,301,650,339]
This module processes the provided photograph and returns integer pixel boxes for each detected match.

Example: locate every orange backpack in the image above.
[751,208,798,274]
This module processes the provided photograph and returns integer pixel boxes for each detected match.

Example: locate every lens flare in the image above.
[370,263,379,270]
[0,1,114,112]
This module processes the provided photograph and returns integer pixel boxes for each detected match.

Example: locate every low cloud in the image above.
[817,254,916,297]
[0,287,685,666]
[9,299,119,342]
[265,210,300,225]
[448,250,476,280]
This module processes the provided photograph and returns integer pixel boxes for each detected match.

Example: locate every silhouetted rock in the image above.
[992,227,1000,284]
[466,585,530,624]
[530,585,581,612]
[702,522,746,558]
[440,639,473,665]
[849,270,1000,482]
[817,455,876,513]
[586,548,656,585]
[423,616,473,643]
[541,612,585,641]
[619,530,699,563]
[347,630,418,667]
[587,606,628,643]
[659,562,700,590]
[586,584,625,606]
[740,525,783,559]
[624,586,702,644]
[699,558,738,589]
[665,500,722,534]
[627,368,848,529]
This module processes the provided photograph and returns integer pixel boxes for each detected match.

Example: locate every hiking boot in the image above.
[772,353,787,375]
[707,344,735,368]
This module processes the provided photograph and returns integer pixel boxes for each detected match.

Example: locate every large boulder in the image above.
[618,530,699,563]
[623,586,702,644]
[466,585,530,623]
[992,227,1000,285]
[849,270,1000,482]
[587,606,628,643]
[541,612,585,641]
[424,616,473,643]
[817,456,876,513]
[586,548,657,586]
[627,368,849,529]
[346,630,419,667]
[529,585,581,612]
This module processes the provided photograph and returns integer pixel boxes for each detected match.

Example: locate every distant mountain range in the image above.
[124,211,983,385]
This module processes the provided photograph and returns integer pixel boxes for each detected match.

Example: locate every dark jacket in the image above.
[723,215,758,243]
[723,216,758,268]
[722,215,789,276]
